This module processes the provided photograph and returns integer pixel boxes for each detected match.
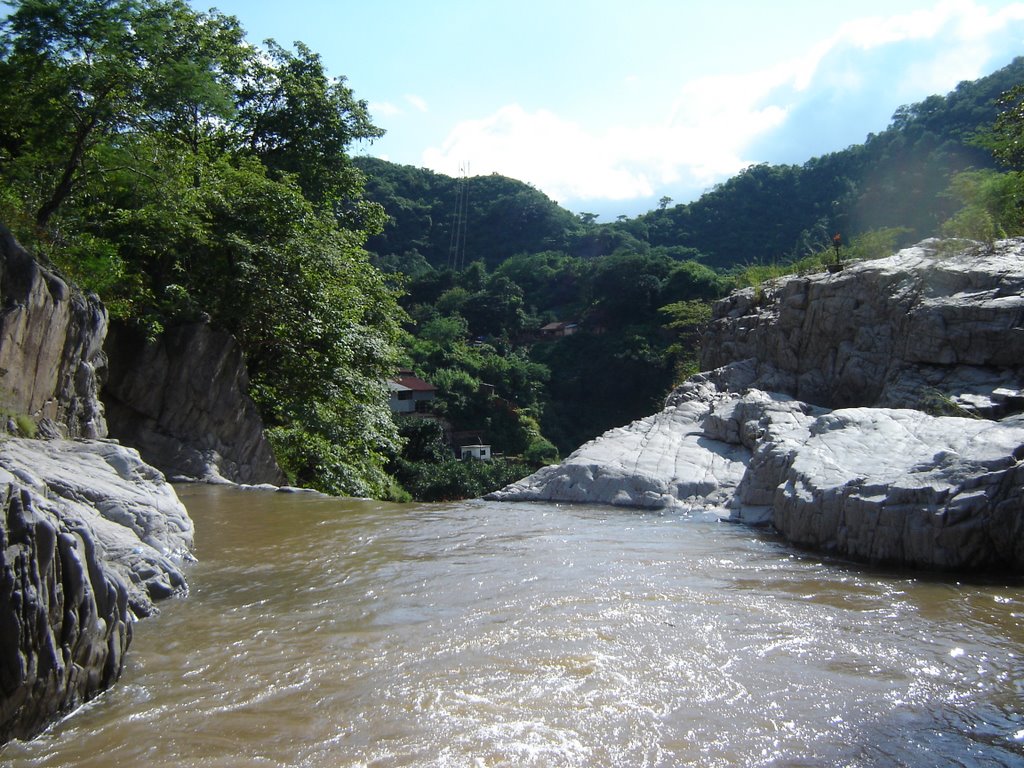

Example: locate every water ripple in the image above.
[3,488,1023,767]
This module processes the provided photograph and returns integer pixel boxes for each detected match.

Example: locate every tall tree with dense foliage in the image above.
[939,80,1024,242]
[0,0,404,496]
[235,40,382,210]
[0,0,244,227]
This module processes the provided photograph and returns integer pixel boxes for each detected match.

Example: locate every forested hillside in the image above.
[631,58,1022,267]
[360,57,1024,272]
[354,158,580,271]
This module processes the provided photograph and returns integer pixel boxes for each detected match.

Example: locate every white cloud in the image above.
[839,0,1024,48]
[404,94,429,113]
[422,0,1024,210]
[421,80,788,207]
[422,105,655,203]
[369,100,402,118]
[792,0,1024,91]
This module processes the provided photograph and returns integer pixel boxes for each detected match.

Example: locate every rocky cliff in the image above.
[103,322,284,485]
[0,227,107,439]
[0,229,199,744]
[701,238,1024,416]
[490,239,1024,572]
[0,227,281,488]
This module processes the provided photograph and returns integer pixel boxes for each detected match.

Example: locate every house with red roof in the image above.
[388,369,437,414]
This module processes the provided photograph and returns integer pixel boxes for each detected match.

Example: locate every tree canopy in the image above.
[0,0,403,497]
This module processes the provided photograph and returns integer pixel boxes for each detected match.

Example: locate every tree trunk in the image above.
[35,116,98,229]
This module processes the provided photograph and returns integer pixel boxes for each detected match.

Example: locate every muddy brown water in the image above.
[3,484,1024,767]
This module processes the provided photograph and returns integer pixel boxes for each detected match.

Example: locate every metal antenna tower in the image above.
[447,162,469,271]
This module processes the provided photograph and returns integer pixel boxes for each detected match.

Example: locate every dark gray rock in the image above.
[0,437,193,743]
[0,226,107,438]
[0,478,130,744]
[103,321,284,485]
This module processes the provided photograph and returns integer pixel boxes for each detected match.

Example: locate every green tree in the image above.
[982,83,1024,171]
[461,275,529,339]
[494,251,585,314]
[0,0,243,228]
[235,40,383,210]
[0,0,405,497]
[661,260,727,303]
[942,82,1024,240]
[590,251,674,322]
[660,299,713,382]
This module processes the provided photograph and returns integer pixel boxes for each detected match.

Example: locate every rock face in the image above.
[491,367,753,511]
[490,239,1024,571]
[103,321,284,485]
[743,403,1024,569]
[0,437,193,743]
[701,238,1024,416]
[0,230,199,743]
[0,226,107,438]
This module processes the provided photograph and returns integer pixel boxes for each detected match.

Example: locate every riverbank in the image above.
[0,437,193,743]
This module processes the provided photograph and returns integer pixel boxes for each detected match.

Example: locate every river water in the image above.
[3,485,1024,767]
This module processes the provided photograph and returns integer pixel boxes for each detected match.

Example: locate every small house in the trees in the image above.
[539,320,578,339]
[460,444,492,461]
[388,370,437,414]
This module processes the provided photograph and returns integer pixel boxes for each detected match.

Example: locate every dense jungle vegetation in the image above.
[2,0,1023,500]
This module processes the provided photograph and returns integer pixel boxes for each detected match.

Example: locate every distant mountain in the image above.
[353,157,581,271]
[357,56,1024,273]
[633,56,1024,268]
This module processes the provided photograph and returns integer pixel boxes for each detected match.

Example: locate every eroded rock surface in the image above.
[753,407,1024,569]
[0,437,192,743]
[489,371,750,511]
[491,239,1024,571]
[701,238,1024,415]
[104,322,283,485]
[0,226,107,438]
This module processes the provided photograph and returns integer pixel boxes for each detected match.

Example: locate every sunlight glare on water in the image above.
[3,485,1024,767]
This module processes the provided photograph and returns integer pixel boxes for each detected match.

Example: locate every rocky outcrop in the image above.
[490,368,752,511]
[701,238,1024,416]
[0,229,200,743]
[0,437,192,743]
[0,226,107,438]
[0,226,281,485]
[491,239,1024,572]
[738,401,1024,569]
[103,322,284,485]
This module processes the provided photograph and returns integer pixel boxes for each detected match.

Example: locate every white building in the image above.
[460,444,492,461]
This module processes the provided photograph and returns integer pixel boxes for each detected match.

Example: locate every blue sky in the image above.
[192,0,1024,219]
